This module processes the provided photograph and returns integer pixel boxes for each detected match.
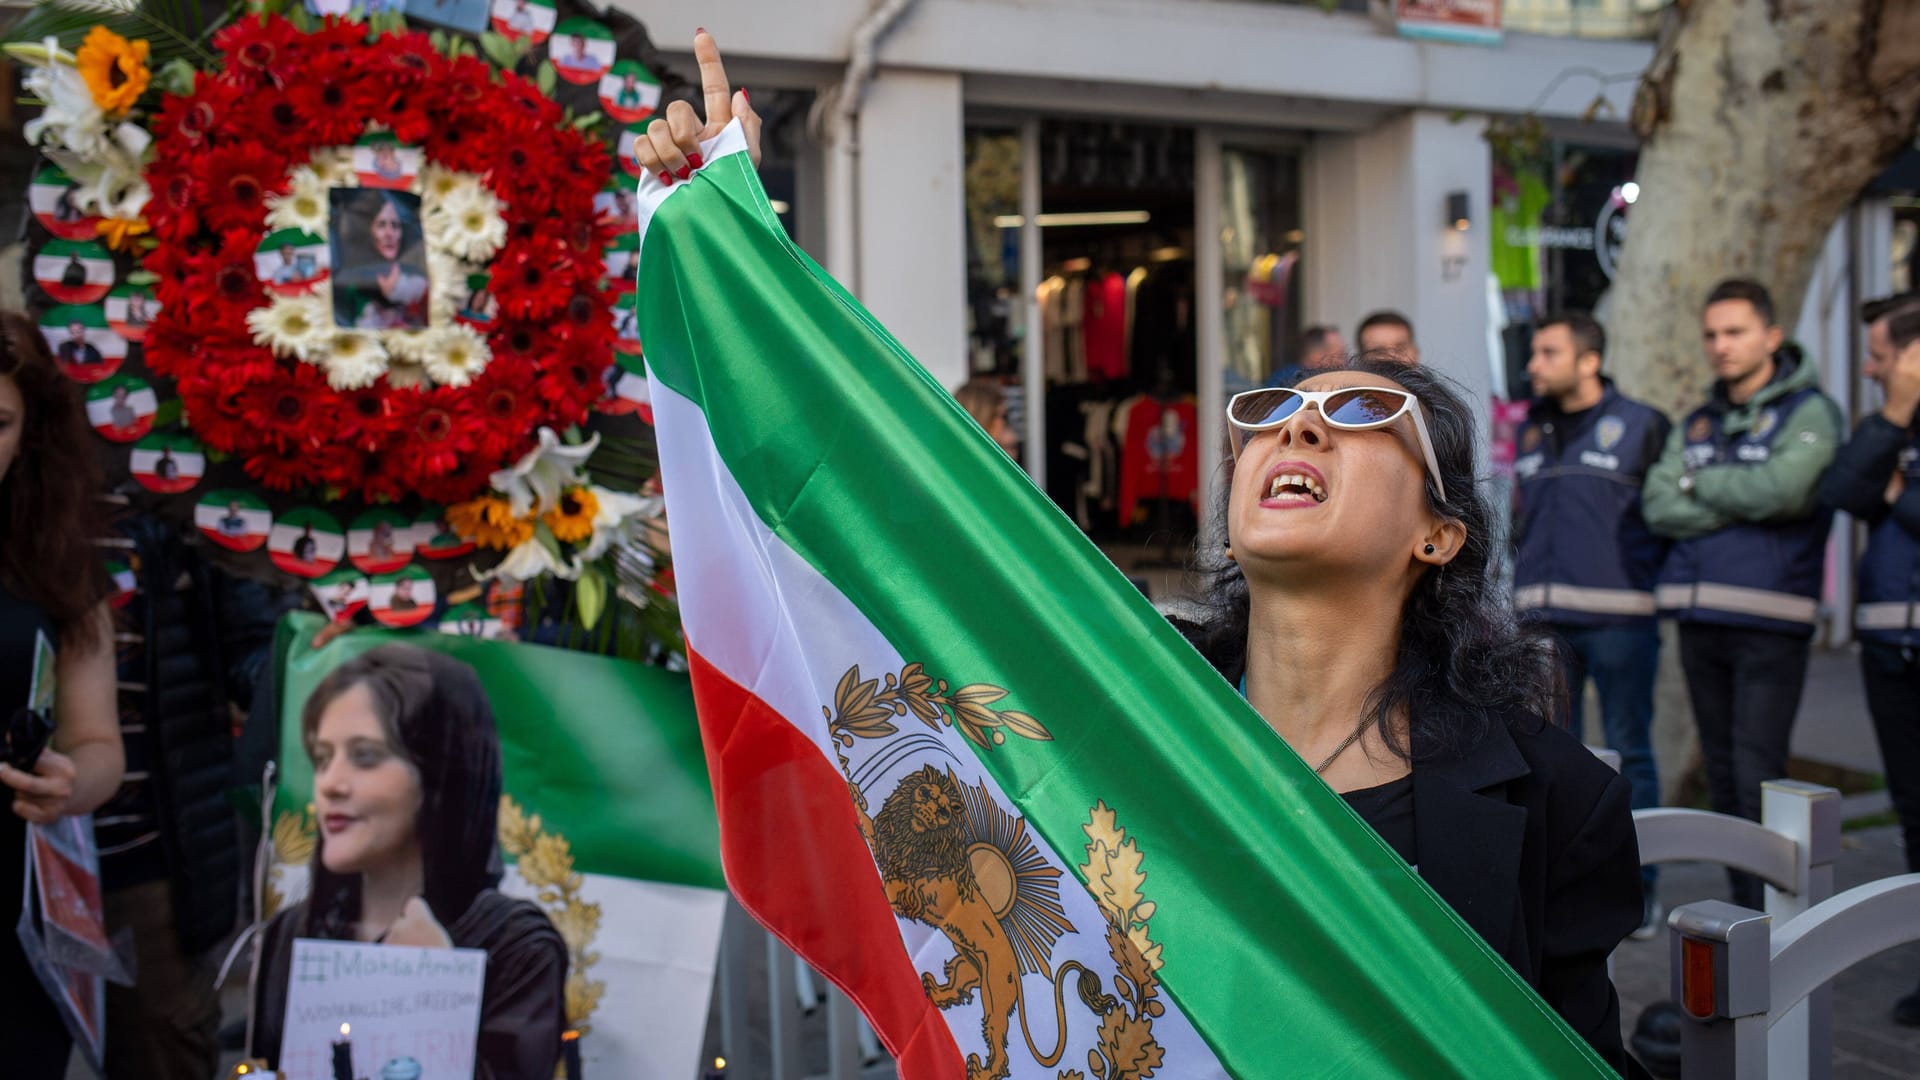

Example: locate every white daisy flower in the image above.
[264,174,330,235]
[385,360,429,391]
[423,324,491,388]
[245,296,330,359]
[427,188,508,262]
[384,329,436,366]
[305,147,356,186]
[426,252,471,325]
[417,164,473,205]
[319,331,389,391]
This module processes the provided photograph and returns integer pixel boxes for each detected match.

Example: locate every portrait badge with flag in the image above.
[631,121,1621,1079]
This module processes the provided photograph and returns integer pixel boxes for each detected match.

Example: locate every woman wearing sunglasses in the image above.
[636,32,1644,1075]
[1176,355,1645,1072]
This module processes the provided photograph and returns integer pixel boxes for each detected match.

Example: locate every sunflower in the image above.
[423,324,491,388]
[448,494,534,551]
[246,295,329,358]
[543,487,600,545]
[76,27,150,116]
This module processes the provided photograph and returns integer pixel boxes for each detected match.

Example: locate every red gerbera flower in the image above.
[491,238,576,321]
[244,95,313,156]
[497,75,561,132]
[199,143,286,233]
[284,74,368,147]
[213,15,305,90]
[421,110,497,176]
[336,387,402,451]
[151,73,245,151]
[376,33,440,87]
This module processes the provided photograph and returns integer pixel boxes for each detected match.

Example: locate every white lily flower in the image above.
[575,486,657,563]
[479,536,580,583]
[490,427,600,517]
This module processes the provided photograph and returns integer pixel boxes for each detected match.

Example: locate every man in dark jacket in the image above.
[1511,311,1670,937]
[1819,294,1920,1026]
[1643,279,1841,909]
[97,513,294,1079]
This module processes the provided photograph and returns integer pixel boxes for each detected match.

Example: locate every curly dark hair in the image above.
[0,311,109,652]
[1173,353,1556,762]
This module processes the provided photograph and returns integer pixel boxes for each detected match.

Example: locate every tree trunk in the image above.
[1606,0,1920,417]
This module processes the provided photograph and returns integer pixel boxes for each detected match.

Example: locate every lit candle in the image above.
[703,1056,727,1080]
[562,1029,583,1080]
[331,1023,354,1080]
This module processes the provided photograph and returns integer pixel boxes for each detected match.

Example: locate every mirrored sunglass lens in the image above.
[1231,390,1302,427]
[1326,389,1405,426]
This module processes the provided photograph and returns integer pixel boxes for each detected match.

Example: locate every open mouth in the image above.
[1266,470,1328,504]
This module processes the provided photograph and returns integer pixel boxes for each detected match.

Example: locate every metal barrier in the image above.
[1667,875,1920,1080]
[1631,780,1841,1077]
[711,899,895,1080]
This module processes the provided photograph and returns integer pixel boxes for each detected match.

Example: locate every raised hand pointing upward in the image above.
[631,29,762,185]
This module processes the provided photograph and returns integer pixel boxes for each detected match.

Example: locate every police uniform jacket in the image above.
[1819,413,1920,645]
[1512,384,1671,627]
[1643,351,1842,638]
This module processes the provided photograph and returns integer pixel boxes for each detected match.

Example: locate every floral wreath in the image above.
[140,15,618,503]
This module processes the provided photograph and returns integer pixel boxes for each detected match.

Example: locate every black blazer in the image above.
[1412,712,1645,1076]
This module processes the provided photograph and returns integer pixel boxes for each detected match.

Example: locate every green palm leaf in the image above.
[3,0,228,70]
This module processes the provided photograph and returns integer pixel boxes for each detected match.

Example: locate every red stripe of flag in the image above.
[686,647,965,1079]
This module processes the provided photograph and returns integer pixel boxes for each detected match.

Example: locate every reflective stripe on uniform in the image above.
[1855,602,1919,631]
[1513,583,1657,616]
[1656,582,1819,625]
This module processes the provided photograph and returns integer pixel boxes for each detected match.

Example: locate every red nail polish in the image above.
[686,152,704,171]
[658,170,674,186]
[739,87,749,102]
[696,26,707,35]
[675,165,692,181]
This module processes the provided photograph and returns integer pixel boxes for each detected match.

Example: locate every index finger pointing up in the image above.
[694,29,734,137]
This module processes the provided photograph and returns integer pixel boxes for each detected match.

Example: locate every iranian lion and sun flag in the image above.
[634,122,1624,1079]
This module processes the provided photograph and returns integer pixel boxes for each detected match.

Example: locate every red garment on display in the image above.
[1082,272,1129,381]
[1117,397,1198,525]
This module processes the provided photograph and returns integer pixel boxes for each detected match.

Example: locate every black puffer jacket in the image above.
[98,514,293,954]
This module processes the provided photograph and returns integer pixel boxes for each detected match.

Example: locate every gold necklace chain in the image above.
[1313,721,1371,775]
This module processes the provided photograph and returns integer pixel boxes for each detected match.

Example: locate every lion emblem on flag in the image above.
[828,663,1168,1080]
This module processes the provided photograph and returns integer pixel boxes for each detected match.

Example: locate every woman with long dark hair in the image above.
[0,311,125,1075]
[1174,354,1645,1070]
[334,190,429,330]
[249,643,567,1079]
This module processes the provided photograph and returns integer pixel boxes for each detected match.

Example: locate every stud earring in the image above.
[1423,544,1436,555]
[1223,542,1235,561]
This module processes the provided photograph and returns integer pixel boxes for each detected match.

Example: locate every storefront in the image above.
[629,0,1657,567]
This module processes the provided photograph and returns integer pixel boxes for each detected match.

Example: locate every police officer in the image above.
[1512,311,1671,937]
[1644,278,1841,909]
[1819,294,1920,1026]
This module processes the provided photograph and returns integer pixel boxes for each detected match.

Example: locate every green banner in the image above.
[272,612,721,890]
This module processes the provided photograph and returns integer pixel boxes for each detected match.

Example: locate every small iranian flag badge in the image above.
[269,508,346,580]
[348,508,416,575]
[312,567,369,623]
[129,432,205,495]
[195,490,273,553]
[369,565,435,628]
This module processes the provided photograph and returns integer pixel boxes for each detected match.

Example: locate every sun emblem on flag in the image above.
[827,662,1167,1080]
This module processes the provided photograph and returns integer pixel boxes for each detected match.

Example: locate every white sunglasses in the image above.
[1226,386,1448,503]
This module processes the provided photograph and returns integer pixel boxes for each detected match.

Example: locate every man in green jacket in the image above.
[1642,278,1841,909]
